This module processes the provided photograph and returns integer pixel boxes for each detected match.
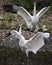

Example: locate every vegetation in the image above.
[0,0,52,65]
[4,13,17,23]
[2,0,52,10]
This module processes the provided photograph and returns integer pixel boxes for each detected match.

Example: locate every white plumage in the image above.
[9,25,46,57]
[6,24,50,57]
[42,32,50,38]
[3,3,51,31]
[13,2,51,30]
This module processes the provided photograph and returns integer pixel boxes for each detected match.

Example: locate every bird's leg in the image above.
[26,56,29,65]
[34,25,39,33]
[29,29,32,36]
[26,50,29,65]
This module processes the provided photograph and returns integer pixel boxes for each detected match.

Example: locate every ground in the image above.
[0,9,52,65]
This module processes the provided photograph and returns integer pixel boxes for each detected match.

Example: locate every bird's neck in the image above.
[12,31,24,40]
[16,33,25,41]
[33,3,36,16]
[19,34,26,47]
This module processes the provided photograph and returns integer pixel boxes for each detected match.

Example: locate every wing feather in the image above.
[37,6,51,19]
[26,32,44,53]
[17,6,32,28]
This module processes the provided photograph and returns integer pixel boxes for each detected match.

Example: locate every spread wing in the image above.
[26,32,45,54]
[17,6,32,28]
[37,6,51,19]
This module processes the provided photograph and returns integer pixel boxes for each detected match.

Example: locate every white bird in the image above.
[6,24,46,57]
[3,3,51,31]
[13,3,51,31]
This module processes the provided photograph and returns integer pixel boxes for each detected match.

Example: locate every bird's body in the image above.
[5,24,51,57]
[3,2,51,56]
[11,30,45,56]
[3,3,51,31]
[10,30,50,57]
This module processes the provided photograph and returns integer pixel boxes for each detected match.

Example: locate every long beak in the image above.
[5,31,11,37]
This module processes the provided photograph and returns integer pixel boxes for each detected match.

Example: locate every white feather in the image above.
[37,6,51,19]
[17,6,32,28]
[10,25,50,56]
[10,26,45,57]
[42,32,50,38]
[13,3,51,30]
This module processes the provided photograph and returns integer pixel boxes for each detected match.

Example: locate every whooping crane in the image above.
[3,2,51,32]
[5,24,49,57]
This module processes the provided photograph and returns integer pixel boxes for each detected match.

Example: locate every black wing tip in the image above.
[3,5,13,11]
[3,5,17,13]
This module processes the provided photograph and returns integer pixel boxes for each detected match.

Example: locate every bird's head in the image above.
[3,5,17,13]
[16,24,22,33]
[34,2,36,6]
[18,24,22,29]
